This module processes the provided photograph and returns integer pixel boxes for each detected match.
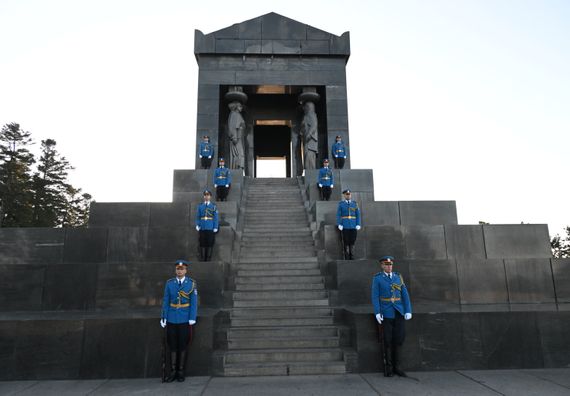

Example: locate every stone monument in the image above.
[0,12,568,380]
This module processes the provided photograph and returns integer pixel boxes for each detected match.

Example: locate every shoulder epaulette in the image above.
[374,272,382,277]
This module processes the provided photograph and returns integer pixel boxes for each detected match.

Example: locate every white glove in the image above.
[338,225,343,231]
[404,313,412,320]
[196,226,200,231]
[318,183,323,188]
[208,156,211,159]
[199,155,203,158]
[213,228,218,233]
[225,184,229,188]
[189,320,196,325]
[160,319,166,328]
[214,184,218,188]
[330,185,334,188]
[356,225,361,230]
[376,314,383,324]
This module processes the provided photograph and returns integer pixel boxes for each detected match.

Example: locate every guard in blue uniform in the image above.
[331,135,347,169]
[195,189,219,261]
[371,256,412,377]
[198,135,214,169]
[317,158,334,201]
[160,260,198,382]
[213,158,231,201]
[336,189,361,259]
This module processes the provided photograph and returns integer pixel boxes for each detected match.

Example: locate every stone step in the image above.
[241,232,310,238]
[235,283,324,291]
[224,348,344,364]
[233,290,327,300]
[245,212,306,217]
[231,316,334,327]
[246,208,306,214]
[245,204,304,209]
[233,298,329,308]
[247,194,301,198]
[243,227,311,233]
[222,361,346,376]
[222,357,346,376]
[237,269,321,277]
[231,307,333,318]
[240,241,315,248]
[227,337,340,350]
[235,275,324,284]
[240,251,316,259]
[228,325,339,338]
[246,197,303,201]
[241,235,313,242]
[237,262,319,271]
[243,224,309,230]
[244,216,307,222]
[238,256,318,264]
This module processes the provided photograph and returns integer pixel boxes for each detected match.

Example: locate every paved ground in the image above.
[1,369,569,395]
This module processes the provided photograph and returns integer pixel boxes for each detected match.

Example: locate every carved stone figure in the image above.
[300,101,318,170]
[227,101,245,171]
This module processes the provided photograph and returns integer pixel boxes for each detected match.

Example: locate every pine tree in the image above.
[0,123,35,226]
[551,226,570,258]
[31,139,74,227]
[62,185,92,227]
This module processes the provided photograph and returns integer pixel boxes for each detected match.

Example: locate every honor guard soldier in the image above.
[195,189,219,261]
[371,256,412,377]
[198,135,214,169]
[331,135,347,169]
[336,189,361,259]
[160,260,198,383]
[318,159,334,201]
[213,158,231,201]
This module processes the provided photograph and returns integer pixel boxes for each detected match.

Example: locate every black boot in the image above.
[392,345,407,377]
[206,247,213,262]
[177,351,186,382]
[348,245,354,260]
[384,346,393,377]
[200,247,206,261]
[343,245,350,260]
[165,352,178,382]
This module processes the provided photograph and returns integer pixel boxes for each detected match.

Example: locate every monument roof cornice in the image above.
[194,12,350,61]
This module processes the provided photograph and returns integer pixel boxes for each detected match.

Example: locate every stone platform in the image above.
[0,170,568,380]
[2,369,570,395]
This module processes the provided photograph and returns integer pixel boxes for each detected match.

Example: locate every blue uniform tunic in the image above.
[213,167,231,187]
[332,141,347,159]
[161,277,198,324]
[336,200,361,229]
[195,202,219,231]
[199,142,214,158]
[318,167,334,187]
[371,272,412,319]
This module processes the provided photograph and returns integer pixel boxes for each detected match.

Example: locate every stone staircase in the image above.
[218,177,352,376]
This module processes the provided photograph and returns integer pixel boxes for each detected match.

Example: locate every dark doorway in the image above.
[253,124,291,177]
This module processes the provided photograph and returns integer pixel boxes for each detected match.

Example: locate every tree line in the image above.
[551,227,570,259]
[0,122,92,227]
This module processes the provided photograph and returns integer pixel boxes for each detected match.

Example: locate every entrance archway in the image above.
[253,122,291,177]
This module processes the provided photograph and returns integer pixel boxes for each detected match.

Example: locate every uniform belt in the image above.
[381,298,401,302]
[322,177,331,180]
[200,217,213,220]
[341,216,356,219]
[216,176,226,179]
[170,303,190,308]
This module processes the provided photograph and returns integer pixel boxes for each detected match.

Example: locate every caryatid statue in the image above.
[299,88,320,170]
[225,87,247,171]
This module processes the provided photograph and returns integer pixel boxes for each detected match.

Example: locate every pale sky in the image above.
[1,0,568,235]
